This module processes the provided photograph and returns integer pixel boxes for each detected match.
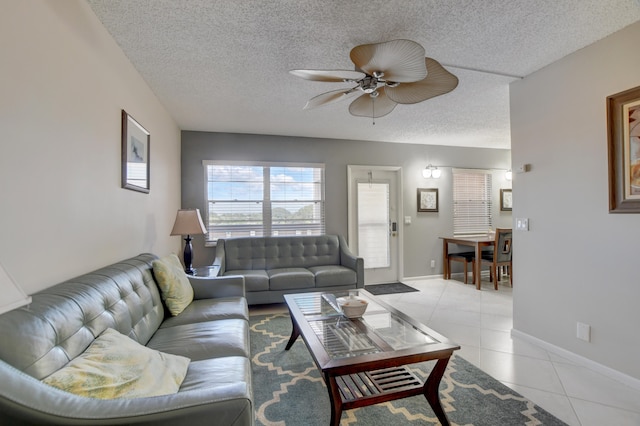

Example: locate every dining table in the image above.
[440,235,495,290]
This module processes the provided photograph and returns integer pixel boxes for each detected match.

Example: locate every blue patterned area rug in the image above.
[250,314,567,426]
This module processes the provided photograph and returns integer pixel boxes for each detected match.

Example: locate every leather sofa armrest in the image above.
[188,275,246,299]
[338,235,365,288]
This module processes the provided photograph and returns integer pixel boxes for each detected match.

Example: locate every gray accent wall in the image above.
[181,131,511,277]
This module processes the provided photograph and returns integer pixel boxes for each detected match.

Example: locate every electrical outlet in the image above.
[577,322,591,342]
[430,259,436,268]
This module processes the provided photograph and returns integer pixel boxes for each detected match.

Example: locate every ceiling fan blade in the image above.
[385,58,459,104]
[290,69,365,82]
[350,39,427,83]
[304,88,360,109]
[349,87,397,118]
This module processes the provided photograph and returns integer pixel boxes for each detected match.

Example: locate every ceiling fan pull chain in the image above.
[372,95,375,125]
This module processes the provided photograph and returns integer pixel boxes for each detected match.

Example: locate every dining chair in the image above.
[481,228,513,289]
[447,251,476,284]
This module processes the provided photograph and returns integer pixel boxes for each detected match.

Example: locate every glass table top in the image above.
[288,291,439,360]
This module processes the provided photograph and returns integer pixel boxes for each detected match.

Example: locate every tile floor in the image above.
[250,277,640,425]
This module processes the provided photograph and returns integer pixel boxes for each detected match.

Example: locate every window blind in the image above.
[204,162,325,241]
[452,169,492,236]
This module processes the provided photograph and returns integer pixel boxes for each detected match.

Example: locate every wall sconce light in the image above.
[505,169,512,180]
[422,164,441,179]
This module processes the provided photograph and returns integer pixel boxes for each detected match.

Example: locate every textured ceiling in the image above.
[87,0,640,149]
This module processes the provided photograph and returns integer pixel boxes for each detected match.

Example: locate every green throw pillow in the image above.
[43,328,190,399]
[152,254,194,316]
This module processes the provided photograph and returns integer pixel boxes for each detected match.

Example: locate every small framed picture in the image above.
[121,110,150,193]
[417,188,438,212]
[500,189,512,211]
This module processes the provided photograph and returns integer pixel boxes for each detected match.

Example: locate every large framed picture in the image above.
[417,188,438,212]
[607,86,640,212]
[500,189,512,211]
[121,110,150,193]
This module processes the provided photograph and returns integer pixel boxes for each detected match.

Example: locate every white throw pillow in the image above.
[43,328,190,399]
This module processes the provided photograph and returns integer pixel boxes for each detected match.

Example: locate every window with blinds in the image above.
[204,162,325,241]
[452,169,493,236]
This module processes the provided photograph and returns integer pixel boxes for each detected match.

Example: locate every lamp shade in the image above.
[170,209,207,236]
[0,261,31,315]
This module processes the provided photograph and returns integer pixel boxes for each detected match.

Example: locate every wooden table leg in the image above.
[423,357,451,426]
[442,240,449,279]
[325,373,343,426]
[285,315,301,350]
[474,244,482,290]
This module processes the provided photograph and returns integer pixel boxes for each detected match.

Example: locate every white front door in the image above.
[348,166,402,284]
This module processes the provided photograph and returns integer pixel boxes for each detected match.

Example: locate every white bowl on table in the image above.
[337,296,368,318]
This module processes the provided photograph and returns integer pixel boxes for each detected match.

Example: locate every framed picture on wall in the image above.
[121,110,150,193]
[607,85,640,212]
[500,189,512,211]
[417,188,438,212]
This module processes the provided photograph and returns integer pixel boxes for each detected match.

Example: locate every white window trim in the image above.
[203,160,326,244]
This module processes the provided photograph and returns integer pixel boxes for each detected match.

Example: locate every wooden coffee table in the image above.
[284,291,460,426]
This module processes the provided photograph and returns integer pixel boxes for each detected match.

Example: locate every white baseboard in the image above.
[402,274,443,281]
[511,329,640,392]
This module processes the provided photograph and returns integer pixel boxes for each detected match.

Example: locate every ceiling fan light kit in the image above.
[290,39,458,120]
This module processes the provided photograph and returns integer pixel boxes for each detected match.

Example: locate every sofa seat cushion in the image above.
[180,356,251,392]
[42,328,189,400]
[159,297,249,329]
[224,270,269,292]
[179,357,253,425]
[268,268,314,290]
[309,265,357,287]
[147,319,249,361]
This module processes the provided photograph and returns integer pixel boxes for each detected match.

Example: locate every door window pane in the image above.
[357,182,390,269]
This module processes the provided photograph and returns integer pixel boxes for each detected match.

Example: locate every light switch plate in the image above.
[404,216,411,225]
[516,218,529,231]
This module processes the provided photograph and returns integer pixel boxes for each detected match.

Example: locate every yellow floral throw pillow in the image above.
[152,253,194,316]
[43,328,190,399]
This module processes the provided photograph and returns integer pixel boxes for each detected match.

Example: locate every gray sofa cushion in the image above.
[224,269,269,291]
[268,268,314,290]
[159,297,248,328]
[309,265,357,287]
[147,319,249,361]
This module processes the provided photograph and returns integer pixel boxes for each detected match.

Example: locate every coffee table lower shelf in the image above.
[325,357,451,426]
[337,366,422,405]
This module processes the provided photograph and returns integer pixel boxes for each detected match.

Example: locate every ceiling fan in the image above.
[290,39,458,120]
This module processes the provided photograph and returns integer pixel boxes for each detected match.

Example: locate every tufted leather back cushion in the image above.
[0,254,164,380]
[222,235,341,271]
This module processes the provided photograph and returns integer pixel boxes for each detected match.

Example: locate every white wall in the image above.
[510,22,640,379]
[0,1,181,295]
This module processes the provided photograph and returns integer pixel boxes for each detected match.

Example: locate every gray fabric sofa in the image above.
[0,253,253,425]
[214,235,364,305]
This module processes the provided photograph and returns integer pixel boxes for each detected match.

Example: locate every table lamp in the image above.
[170,208,207,274]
